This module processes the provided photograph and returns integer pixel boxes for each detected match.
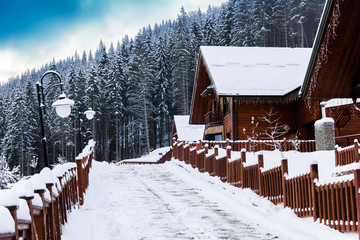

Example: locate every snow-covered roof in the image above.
[200,46,312,96]
[174,115,204,141]
[324,98,359,108]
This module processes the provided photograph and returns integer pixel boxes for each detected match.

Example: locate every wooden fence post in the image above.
[45,183,56,240]
[334,145,339,166]
[310,161,319,221]
[353,169,360,237]
[76,158,84,206]
[283,138,287,151]
[281,158,288,208]
[240,149,246,188]
[7,205,19,240]
[226,146,231,159]
[355,139,359,163]
[258,154,264,196]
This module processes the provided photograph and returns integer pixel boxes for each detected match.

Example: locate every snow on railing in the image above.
[75,140,95,206]
[174,138,316,153]
[335,139,360,166]
[0,140,95,240]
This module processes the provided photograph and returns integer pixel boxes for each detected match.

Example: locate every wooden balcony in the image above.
[204,111,224,128]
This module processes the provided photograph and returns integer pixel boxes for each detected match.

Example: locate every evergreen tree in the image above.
[171,7,192,115]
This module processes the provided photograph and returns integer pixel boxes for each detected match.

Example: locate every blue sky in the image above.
[0,0,227,83]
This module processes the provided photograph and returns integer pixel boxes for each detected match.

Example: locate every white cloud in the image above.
[0,0,227,84]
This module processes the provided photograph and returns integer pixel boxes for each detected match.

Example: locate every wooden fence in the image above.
[199,139,316,153]
[172,139,360,236]
[335,140,360,166]
[258,159,285,205]
[283,161,317,217]
[0,140,95,240]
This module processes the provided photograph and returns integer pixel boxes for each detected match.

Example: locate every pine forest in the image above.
[0,0,325,178]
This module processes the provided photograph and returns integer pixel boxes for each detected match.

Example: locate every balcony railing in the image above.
[204,111,224,127]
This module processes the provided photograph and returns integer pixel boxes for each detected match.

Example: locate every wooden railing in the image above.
[313,170,360,232]
[204,111,224,127]
[196,149,205,172]
[259,163,284,204]
[335,140,360,166]
[335,134,360,147]
[214,155,227,182]
[157,149,173,164]
[0,140,95,240]
[204,151,215,175]
[241,151,259,192]
[226,158,242,187]
[283,161,317,217]
[171,139,360,236]
[198,139,316,153]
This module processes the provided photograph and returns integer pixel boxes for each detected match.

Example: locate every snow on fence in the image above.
[335,140,360,166]
[226,158,242,187]
[283,161,317,218]
[213,148,227,182]
[314,170,360,233]
[242,151,260,193]
[172,139,360,236]
[198,139,316,152]
[0,140,95,240]
[259,159,285,205]
[157,149,173,164]
[75,140,95,206]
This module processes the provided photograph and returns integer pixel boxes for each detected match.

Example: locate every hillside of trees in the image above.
[0,0,325,175]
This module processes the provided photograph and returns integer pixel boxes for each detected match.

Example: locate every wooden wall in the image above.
[190,55,213,124]
[327,104,360,138]
[228,98,319,141]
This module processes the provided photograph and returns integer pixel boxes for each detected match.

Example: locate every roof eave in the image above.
[300,0,334,99]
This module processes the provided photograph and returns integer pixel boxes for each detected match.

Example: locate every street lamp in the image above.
[36,70,74,168]
[84,108,95,120]
[77,108,96,155]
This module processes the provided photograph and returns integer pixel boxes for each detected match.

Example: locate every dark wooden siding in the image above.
[190,54,213,124]
[223,97,233,140]
[232,100,318,140]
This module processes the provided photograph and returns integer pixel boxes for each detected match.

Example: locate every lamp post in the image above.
[36,70,74,168]
[77,108,95,154]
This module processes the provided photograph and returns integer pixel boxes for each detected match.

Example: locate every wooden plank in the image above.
[344,181,351,232]
[348,181,356,232]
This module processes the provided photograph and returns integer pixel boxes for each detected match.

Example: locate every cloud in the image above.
[0,0,227,84]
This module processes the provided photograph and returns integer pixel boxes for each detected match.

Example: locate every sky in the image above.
[0,0,227,84]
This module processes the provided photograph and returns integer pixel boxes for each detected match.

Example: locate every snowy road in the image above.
[62,159,355,240]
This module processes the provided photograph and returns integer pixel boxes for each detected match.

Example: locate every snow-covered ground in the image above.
[62,158,357,240]
[121,147,170,163]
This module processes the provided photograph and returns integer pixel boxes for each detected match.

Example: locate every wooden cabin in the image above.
[300,0,360,145]
[190,46,320,141]
[172,115,205,142]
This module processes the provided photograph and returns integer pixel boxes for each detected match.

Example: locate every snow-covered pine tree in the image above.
[23,80,41,175]
[171,6,192,115]
[1,88,26,174]
[128,31,155,155]
[217,0,235,46]
[154,35,172,147]
[252,0,273,47]
[203,6,218,46]
[0,155,19,189]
